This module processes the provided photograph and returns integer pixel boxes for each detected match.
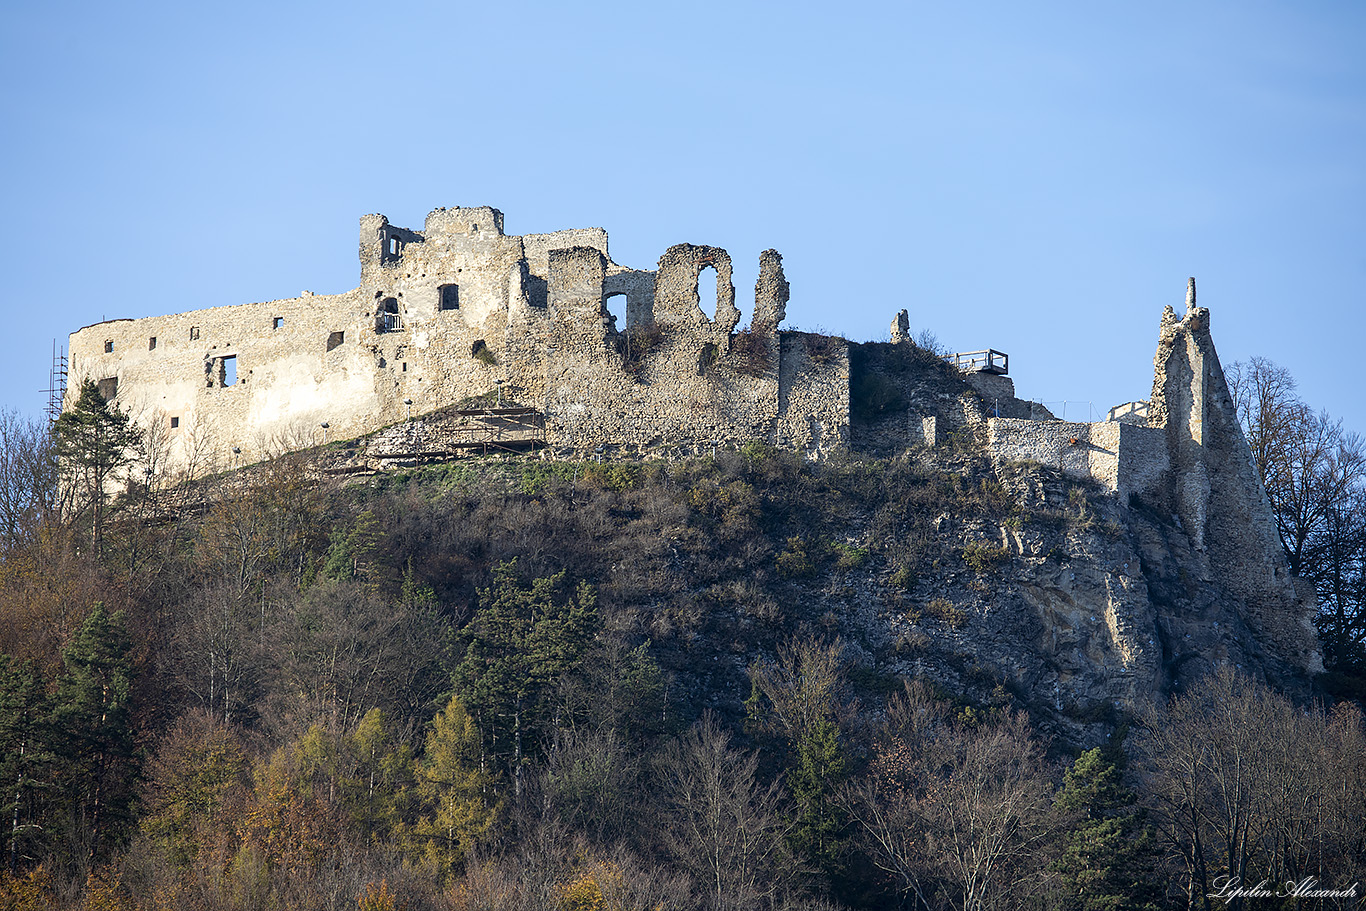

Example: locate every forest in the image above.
[1,358,1365,911]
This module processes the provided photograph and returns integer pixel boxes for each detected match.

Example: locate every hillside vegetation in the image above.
[1,388,1365,910]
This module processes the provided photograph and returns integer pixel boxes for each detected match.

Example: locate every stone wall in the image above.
[986,418,1170,502]
[68,207,849,469]
[988,419,1122,490]
[1147,283,1321,674]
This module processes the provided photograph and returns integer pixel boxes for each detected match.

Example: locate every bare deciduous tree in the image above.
[0,408,57,552]
[1137,668,1366,910]
[842,682,1052,911]
[1228,357,1366,577]
[654,713,800,911]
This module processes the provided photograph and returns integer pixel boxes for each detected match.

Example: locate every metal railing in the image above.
[944,349,1008,375]
[375,313,404,333]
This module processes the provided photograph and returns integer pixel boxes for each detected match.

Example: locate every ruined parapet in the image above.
[752,250,789,334]
[424,205,506,239]
[359,214,425,282]
[965,371,1017,409]
[890,310,910,345]
[1106,401,1150,424]
[602,268,656,332]
[653,244,739,333]
[1147,279,1321,675]
[777,331,850,454]
[549,247,610,329]
[522,228,610,278]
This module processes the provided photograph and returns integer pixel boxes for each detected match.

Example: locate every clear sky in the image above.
[2,1,1362,434]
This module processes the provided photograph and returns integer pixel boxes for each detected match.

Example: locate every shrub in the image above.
[730,329,773,376]
[924,597,967,628]
[358,880,401,911]
[617,324,664,374]
[471,340,498,366]
[890,564,917,590]
[832,542,868,570]
[776,537,817,579]
[963,541,1011,573]
[803,331,845,365]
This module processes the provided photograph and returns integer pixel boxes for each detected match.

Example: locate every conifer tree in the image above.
[50,604,137,864]
[1052,746,1160,911]
[410,695,500,879]
[453,562,597,794]
[52,380,141,556]
[0,656,53,874]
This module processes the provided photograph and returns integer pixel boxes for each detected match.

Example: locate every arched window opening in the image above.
[698,265,719,321]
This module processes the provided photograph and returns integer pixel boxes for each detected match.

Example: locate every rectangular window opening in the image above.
[439,284,460,311]
[273,316,284,329]
[97,377,118,400]
[148,336,157,350]
[170,416,179,428]
[221,356,238,387]
[104,340,114,353]
[190,326,200,341]
[327,330,344,352]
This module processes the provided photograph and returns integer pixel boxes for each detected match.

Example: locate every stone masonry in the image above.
[68,207,847,470]
[67,213,1320,681]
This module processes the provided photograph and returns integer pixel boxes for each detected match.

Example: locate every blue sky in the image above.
[2,1,1362,433]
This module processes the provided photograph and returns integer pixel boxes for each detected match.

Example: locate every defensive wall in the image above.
[67,207,847,470]
[65,210,1321,679]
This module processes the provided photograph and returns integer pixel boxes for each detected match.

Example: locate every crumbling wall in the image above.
[70,205,855,474]
[67,288,380,471]
[1147,280,1321,675]
[541,243,843,456]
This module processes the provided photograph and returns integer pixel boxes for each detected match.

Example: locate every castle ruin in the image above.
[66,206,1321,680]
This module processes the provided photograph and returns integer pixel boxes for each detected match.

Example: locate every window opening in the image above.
[273,316,284,329]
[190,326,200,341]
[97,377,118,400]
[698,265,719,321]
[327,330,344,352]
[604,293,627,333]
[148,337,157,350]
[439,284,460,311]
[389,237,400,255]
[376,298,402,333]
[170,416,179,428]
[104,340,114,353]
[221,356,238,387]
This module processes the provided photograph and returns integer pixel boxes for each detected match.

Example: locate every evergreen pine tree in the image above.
[50,604,137,864]
[0,656,53,874]
[453,561,597,794]
[1052,746,1161,911]
[51,379,141,557]
[788,716,847,873]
